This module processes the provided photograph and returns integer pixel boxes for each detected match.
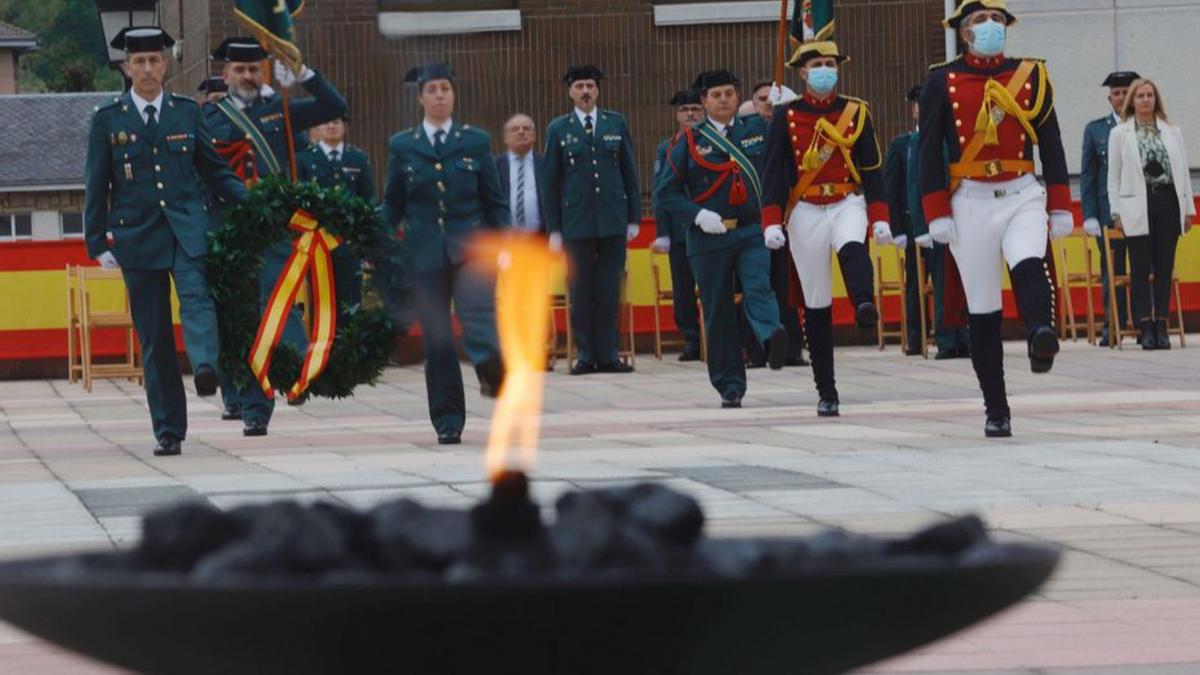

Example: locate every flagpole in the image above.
[775,0,789,86]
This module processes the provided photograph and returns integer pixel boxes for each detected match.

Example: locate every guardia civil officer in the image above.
[542,65,642,375]
[197,76,227,105]
[84,27,247,456]
[298,115,376,325]
[919,0,1070,437]
[207,37,348,436]
[655,70,788,408]
[1082,71,1139,346]
[383,63,507,446]
[651,89,705,362]
[761,40,889,418]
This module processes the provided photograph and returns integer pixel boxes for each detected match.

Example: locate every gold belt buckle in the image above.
[819,183,836,197]
[722,218,738,231]
[983,160,1003,177]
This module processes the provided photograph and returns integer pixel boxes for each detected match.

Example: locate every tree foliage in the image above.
[0,0,122,92]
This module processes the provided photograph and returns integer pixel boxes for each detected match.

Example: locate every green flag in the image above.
[235,0,306,73]
[791,0,835,47]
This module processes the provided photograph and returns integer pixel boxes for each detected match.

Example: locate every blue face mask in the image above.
[970,19,1007,57]
[807,66,838,95]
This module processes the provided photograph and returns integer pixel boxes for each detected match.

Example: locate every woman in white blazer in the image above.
[1107,78,1196,349]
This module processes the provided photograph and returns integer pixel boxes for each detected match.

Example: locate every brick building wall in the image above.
[0,191,83,212]
[164,0,946,201]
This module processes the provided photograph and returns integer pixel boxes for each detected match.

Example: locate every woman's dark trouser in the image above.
[1127,187,1181,323]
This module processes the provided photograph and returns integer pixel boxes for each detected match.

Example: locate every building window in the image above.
[380,0,517,10]
[61,212,84,238]
[0,213,33,241]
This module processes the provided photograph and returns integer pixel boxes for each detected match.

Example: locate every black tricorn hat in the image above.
[906,85,922,102]
[211,38,267,63]
[944,0,1017,30]
[562,65,604,85]
[691,69,740,92]
[197,76,228,93]
[111,27,175,53]
[404,63,456,87]
[668,89,702,107]
[1102,71,1141,88]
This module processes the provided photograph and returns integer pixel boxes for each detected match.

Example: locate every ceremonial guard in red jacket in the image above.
[919,0,1071,438]
[761,40,889,418]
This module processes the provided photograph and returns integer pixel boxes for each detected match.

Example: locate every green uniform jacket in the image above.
[652,134,687,243]
[652,115,769,257]
[1081,113,1118,226]
[383,122,509,273]
[884,133,915,239]
[297,143,376,202]
[85,92,247,269]
[203,71,347,179]
[541,108,641,239]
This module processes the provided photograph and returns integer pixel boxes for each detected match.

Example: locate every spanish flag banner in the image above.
[248,209,341,402]
[235,0,306,74]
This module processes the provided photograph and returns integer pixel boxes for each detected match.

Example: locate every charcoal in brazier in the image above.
[368,499,473,572]
[191,501,352,580]
[136,501,238,570]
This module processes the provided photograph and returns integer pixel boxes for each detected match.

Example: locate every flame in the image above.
[476,233,562,481]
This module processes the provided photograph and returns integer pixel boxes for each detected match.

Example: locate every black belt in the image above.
[1146,182,1174,194]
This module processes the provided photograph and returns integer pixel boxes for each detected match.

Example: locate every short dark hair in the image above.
[752,80,773,94]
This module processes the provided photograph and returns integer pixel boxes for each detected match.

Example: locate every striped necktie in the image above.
[515,157,526,227]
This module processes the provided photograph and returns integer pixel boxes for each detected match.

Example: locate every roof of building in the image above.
[0,20,39,51]
[0,92,119,190]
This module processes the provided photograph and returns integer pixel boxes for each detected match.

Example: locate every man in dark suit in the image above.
[1082,71,1139,346]
[84,27,247,456]
[496,113,545,232]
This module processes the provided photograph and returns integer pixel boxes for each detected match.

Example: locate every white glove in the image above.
[872,221,894,246]
[273,60,314,88]
[1082,218,1101,237]
[928,216,958,245]
[626,223,640,242]
[547,232,563,252]
[651,236,671,253]
[893,234,909,250]
[768,84,799,106]
[763,225,787,250]
[695,209,727,235]
[1049,211,1074,240]
[96,251,120,269]
[915,234,934,249]
[497,249,512,270]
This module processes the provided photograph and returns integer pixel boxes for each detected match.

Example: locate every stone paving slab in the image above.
[0,337,1198,673]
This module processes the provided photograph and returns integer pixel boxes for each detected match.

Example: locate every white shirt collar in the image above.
[130,90,165,120]
[318,141,345,159]
[422,118,453,145]
[707,117,733,134]
[1111,111,1121,125]
[509,150,534,164]
[574,108,598,128]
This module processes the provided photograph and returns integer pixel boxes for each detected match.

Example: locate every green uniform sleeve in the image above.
[83,110,112,259]
[540,124,563,234]
[287,70,349,131]
[653,133,702,229]
[618,118,642,223]
[383,137,407,230]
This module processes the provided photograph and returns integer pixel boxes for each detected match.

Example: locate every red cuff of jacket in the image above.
[868,201,890,226]
[761,205,783,229]
[1046,184,1072,213]
[922,190,952,222]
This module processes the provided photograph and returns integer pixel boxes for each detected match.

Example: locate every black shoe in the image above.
[934,350,957,360]
[905,347,922,357]
[721,392,743,409]
[678,348,702,362]
[766,328,788,371]
[1155,319,1171,350]
[855,302,879,328]
[985,416,1012,438]
[745,357,766,369]
[1028,327,1059,374]
[596,360,634,373]
[569,360,596,376]
[1139,320,1156,351]
[242,419,268,437]
[194,365,218,397]
[220,405,242,421]
[152,435,181,457]
[476,357,505,398]
[786,352,810,366]
[817,399,840,417]
[437,429,462,445]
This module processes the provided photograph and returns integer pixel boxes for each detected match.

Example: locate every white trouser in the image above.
[949,174,1049,314]
[786,194,867,309]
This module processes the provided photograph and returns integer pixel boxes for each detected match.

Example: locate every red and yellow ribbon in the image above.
[247,209,341,401]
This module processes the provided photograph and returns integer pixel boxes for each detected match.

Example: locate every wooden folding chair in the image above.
[872,242,908,352]
[1053,229,1100,344]
[75,266,143,392]
[618,265,637,368]
[649,251,689,361]
[66,265,83,383]
[913,248,935,359]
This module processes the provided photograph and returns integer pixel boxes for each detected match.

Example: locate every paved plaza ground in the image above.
[2,336,1200,673]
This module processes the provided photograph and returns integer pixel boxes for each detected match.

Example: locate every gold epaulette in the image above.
[928,55,962,71]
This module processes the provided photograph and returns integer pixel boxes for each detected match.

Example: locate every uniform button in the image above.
[789,122,796,129]
[437,181,446,192]
[958,136,966,144]
[592,159,597,165]
[182,146,187,152]
[949,86,957,94]
[1023,99,1030,107]
[1021,134,1027,141]
[595,187,601,194]
[955,119,962,127]
[1024,83,1032,90]
[119,219,125,226]
[152,148,158,154]
[952,102,960,110]
[435,163,443,171]
[157,182,164,189]
[437,217,444,226]
[795,150,801,156]
[791,135,798,142]
[593,173,599,179]
[1018,150,1025,158]
[949,73,956,80]
[155,165,162,172]
[159,200,166,207]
